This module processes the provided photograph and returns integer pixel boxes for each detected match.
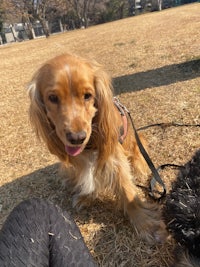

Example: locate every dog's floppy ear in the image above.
[28,73,68,163]
[92,63,119,165]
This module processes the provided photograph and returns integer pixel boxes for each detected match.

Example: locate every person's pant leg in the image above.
[0,198,97,267]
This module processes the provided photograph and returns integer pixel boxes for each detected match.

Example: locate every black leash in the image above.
[136,164,186,200]
[113,98,199,201]
[137,122,200,131]
[128,113,167,200]
[136,123,199,199]
[113,97,167,200]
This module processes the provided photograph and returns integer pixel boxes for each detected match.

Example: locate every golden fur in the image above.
[28,53,166,243]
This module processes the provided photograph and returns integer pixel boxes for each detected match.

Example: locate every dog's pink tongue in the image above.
[65,146,83,156]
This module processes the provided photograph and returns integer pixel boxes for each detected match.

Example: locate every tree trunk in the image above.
[40,18,50,37]
[25,23,35,39]
[158,0,162,10]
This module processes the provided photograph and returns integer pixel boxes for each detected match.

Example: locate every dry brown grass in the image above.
[0,3,200,266]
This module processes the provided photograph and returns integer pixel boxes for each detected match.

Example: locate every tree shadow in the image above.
[113,59,200,94]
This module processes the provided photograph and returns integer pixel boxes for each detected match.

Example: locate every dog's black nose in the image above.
[66,131,86,145]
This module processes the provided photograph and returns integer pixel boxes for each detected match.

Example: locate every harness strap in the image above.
[113,97,128,144]
[113,97,166,200]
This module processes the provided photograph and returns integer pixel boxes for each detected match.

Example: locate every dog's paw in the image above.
[142,220,167,244]
[127,200,168,244]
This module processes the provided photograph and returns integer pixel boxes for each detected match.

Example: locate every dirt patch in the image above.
[0,3,200,266]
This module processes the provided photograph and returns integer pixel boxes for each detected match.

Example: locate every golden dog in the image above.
[28,53,165,243]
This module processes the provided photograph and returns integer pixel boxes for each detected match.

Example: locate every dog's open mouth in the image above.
[65,145,83,156]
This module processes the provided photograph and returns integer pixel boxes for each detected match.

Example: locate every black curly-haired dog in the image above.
[163,149,200,267]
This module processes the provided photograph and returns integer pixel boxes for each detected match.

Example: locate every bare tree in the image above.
[4,0,67,38]
[33,0,50,37]
[67,0,102,28]
[30,0,68,36]
[151,0,163,11]
[0,0,23,42]
[1,0,21,23]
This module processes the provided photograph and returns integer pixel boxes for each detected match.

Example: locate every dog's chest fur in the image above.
[75,151,98,195]
[66,150,121,197]
[66,151,98,195]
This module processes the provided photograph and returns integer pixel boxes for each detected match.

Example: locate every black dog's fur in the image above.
[163,150,200,267]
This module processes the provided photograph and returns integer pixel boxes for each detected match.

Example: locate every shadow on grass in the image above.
[0,164,65,222]
[0,163,126,225]
[0,164,133,265]
[114,59,200,94]
[0,164,172,266]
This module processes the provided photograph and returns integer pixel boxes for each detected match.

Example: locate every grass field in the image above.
[0,3,200,266]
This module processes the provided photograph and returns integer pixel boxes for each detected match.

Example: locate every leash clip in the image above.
[113,97,130,115]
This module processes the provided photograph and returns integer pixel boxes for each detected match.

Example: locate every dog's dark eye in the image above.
[84,93,92,101]
[49,94,59,104]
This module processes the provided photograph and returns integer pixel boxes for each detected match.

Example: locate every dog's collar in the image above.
[113,97,129,144]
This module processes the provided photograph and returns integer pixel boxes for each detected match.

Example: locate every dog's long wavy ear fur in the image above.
[92,63,119,166]
[28,74,68,163]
